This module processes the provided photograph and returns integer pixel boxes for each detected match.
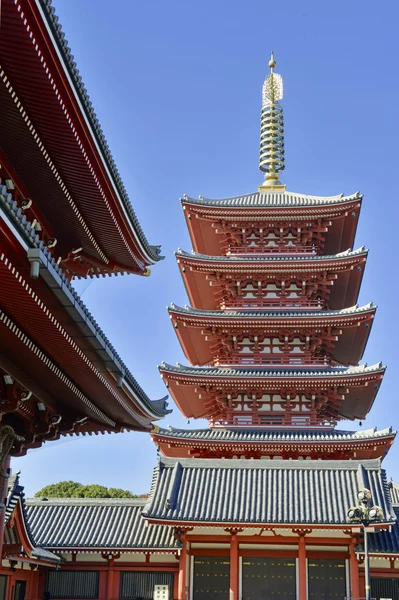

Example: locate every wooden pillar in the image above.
[30,567,40,600]
[298,534,307,600]
[106,566,114,600]
[350,539,360,599]
[229,532,239,600]
[173,568,179,600]
[178,533,187,600]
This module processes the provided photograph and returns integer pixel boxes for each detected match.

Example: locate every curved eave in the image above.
[169,303,376,321]
[176,247,368,265]
[176,248,368,311]
[152,427,395,459]
[0,0,162,275]
[0,190,168,432]
[181,192,362,256]
[181,191,362,208]
[168,304,376,366]
[37,0,164,266]
[159,362,385,420]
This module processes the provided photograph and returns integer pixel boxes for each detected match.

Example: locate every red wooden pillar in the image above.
[298,534,307,600]
[350,539,360,599]
[229,532,239,600]
[30,568,40,600]
[106,567,114,600]
[178,533,187,600]
[173,568,179,600]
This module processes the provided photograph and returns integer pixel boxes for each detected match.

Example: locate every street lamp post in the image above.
[347,488,383,600]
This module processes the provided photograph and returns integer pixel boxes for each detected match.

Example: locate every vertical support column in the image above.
[178,532,187,600]
[298,534,307,600]
[229,532,239,600]
[30,567,40,600]
[106,566,114,600]
[350,538,360,599]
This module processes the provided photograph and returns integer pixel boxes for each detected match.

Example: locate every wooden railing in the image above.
[227,244,319,255]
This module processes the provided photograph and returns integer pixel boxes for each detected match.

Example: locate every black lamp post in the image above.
[347,488,383,600]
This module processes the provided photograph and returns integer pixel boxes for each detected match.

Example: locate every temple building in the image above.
[1,10,399,599]
[0,0,168,590]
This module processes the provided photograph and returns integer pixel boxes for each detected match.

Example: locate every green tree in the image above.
[34,481,138,498]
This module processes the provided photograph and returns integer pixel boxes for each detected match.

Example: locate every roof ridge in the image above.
[168,302,376,319]
[176,246,368,262]
[181,190,363,208]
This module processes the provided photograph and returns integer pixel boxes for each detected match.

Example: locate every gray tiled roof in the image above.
[143,457,394,525]
[168,302,375,320]
[38,1,162,263]
[5,474,60,564]
[0,186,169,420]
[390,480,399,505]
[25,498,177,551]
[367,507,399,554]
[154,426,395,443]
[182,191,362,208]
[160,362,385,379]
[176,247,368,263]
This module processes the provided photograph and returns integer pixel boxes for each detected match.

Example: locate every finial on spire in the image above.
[259,52,286,190]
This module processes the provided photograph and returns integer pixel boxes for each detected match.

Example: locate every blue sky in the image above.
[13,0,399,495]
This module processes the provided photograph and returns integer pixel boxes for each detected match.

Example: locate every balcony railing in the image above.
[227,243,319,256]
[221,297,324,310]
[210,413,328,428]
[215,353,331,367]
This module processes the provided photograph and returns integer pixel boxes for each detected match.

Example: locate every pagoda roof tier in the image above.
[168,303,376,367]
[0,186,169,454]
[151,425,395,460]
[182,191,362,256]
[0,0,163,276]
[176,248,367,310]
[143,457,394,527]
[159,362,385,422]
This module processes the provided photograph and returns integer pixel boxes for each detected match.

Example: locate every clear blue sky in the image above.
[13,0,399,495]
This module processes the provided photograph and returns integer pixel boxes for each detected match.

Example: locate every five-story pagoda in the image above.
[146,55,394,600]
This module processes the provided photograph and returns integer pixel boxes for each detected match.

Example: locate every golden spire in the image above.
[259,52,286,190]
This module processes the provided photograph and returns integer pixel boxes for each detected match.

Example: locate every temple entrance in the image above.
[241,557,296,599]
[193,556,230,600]
[308,559,346,599]
[371,577,399,600]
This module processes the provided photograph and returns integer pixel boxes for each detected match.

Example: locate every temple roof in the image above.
[143,457,394,526]
[390,480,399,505]
[36,0,161,263]
[176,247,368,264]
[0,0,163,276]
[160,361,385,379]
[0,187,170,433]
[365,507,399,555]
[169,302,375,320]
[153,426,395,444]
[4,473,61,564]
[25,498,178,551]
[182,191,362,208]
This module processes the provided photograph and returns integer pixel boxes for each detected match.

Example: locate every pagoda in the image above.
[144,54,395,600]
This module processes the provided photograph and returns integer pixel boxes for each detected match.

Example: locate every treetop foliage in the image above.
[34,480,146,499]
